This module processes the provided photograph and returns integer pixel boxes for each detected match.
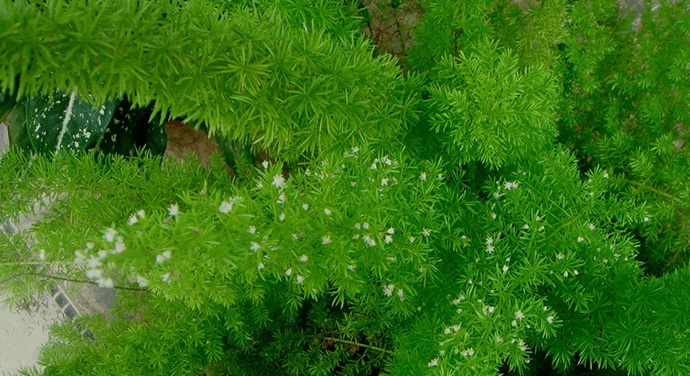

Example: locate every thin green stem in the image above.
[0,261,73,266]
[0,272,146,292]
[319,336,393,355]
[622,178,686,205]
[544,211,584,242]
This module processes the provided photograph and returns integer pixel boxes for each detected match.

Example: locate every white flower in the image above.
[352,234,360,239]
[161,273,170,283]
[363,236,376,247]
[128,214,138,225]
[347,265,355,271]
[547,316,554,324]
[644,216,650,222]
[387,227,395,234]
[256,182,263,188]
[100,278,114,288]
[518,340,527,351]
[385,235,393,244]
[248,226,256,234]
[486,237,493,245]
[115,241,126,254]
[262,160,269,169]
[486,244,495,254]
[397,289,404,300]
[515,310,525,320]
[38,249,45,261]
[219,201,233,214]
[422,228,430,237]
[136,275,149,287]
[162,250,171,259]
[556,253,564,260]
[603,172,609,178]
[168,204,179,216]
[577,236,584,242]
[156,254,166,264]
[491,212,497,219]
[420,172,427,180]
[444,327,451,334]
[381,178,388,186]
[428,358,438,367]
[523,224,529,229]
[257,263,265,270]
[380,156,391,166]
[302,203,309,210]
[355,223,361,230]
[86,256,102,269]
[74,251,85,265]
[351,146,359,153]
[296,275,305,284]
[573,270,579,275]
[502,265,509,273]
[305,168,311,176]
[538,225,545,231]
[589,223,595,230]
[439,350,445,356]
[86,269,102,279]
[324,208,331,216]
[409,236,415,243]
[451,324,461,332]
[496,335,503,343]
[322,236,332,245]
[363,222,369,230]
[250,242,261,251]
[137,210,145,218]
[299,254,308,262]
[511,320,517,327]
[277,193,285,204]
[370,162,377,170]
[564,271,569,277]
[272,174,286,189]
[285,268,292,276]
[279,212,285,221]
[383,284,395,297]
[350,181,356,187]
[104,228,117,242]
[98,250,107,258]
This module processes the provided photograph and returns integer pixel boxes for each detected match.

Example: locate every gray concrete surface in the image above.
[0,292,64,375]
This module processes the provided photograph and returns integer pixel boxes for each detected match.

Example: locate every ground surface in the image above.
[0,292,64,375]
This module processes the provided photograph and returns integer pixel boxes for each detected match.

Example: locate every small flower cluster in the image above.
[75,228,130,288]
[155,250,172,264]
[219,196,244,214]
[485,236,494,253]
[382,284,404,300]
[128,209,145,226]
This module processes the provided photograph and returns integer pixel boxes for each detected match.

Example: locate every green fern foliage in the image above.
[1,0,690,376]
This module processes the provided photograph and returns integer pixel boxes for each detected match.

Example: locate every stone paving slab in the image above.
[0,291,65,375]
